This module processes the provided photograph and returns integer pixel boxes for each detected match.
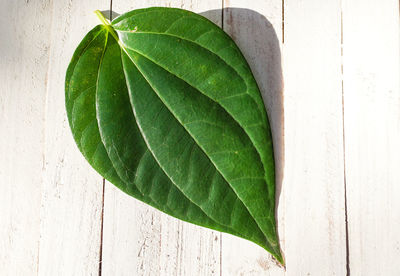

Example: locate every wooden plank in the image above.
[221,1,286,274]
[0,1,52,274]
[342,0,400,274]
[102,185,221,276]
[101,1,222,275]
[37,1,109,275]
[283,0,347,274]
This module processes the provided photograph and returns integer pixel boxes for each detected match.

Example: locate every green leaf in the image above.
[65,7,283,264]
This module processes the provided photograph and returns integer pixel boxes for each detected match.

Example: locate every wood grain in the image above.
[283,0,347,274]
[37,1,108,275]
[342,0,400,274]
[0,0,52,274]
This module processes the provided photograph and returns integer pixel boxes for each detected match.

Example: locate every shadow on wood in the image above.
[201,8,284,234]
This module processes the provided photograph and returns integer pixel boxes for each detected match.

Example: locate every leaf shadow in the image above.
[200,8,285,232]
[101,10,120,20]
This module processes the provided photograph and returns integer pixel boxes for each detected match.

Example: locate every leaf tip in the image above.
[274,252,285,267]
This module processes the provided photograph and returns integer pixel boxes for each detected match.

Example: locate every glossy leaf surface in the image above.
[65,7,282,263]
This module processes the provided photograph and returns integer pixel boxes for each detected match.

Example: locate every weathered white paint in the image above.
[0,0,52,274]
[37,1,109,275]
[103,184,222,276]
[101,1,223,275]
[342,0,400,275]
[283,0,347,275]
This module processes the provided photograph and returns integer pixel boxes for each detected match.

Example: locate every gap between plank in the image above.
[340,4,350,276]
[220,2,224,275]
[98,178,106,276]
[221,0,224,30]
[98,3,113,275]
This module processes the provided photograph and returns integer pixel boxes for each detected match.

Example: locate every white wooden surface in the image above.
[283,1,347,275]
[0,1,52,275]
[343,0,400,275]
[1,0,399,275]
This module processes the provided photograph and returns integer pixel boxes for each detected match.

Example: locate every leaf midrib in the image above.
[117,33,271,195]
[113,24,277,212]
[120,44,273,248]
[90,31,250,240]
[121,43,271,197]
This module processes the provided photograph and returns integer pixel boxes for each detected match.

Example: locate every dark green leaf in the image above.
[65,7,283,264]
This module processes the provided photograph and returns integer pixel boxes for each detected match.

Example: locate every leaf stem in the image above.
[94,10,110,26]
[94,10,121,46]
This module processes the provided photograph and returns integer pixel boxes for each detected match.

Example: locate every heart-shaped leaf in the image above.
[65,7,283,264]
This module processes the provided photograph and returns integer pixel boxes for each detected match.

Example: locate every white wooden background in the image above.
[1,0,399,275]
